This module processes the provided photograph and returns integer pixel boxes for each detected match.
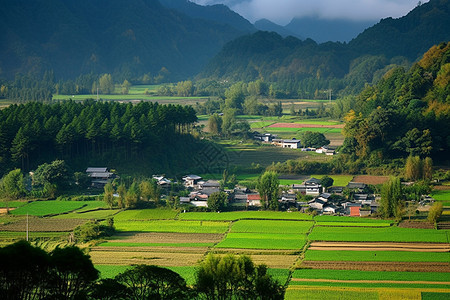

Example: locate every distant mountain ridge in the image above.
[200,0,450,95]
[159,0,255,32]
[253,19,301,39]
[0,0,250,80]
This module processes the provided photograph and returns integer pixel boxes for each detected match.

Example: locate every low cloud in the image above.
[192,0,429,25]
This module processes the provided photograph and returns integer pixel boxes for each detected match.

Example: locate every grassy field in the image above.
[52,209,120,219]
[304,250,450,262]
[178,211,313,221]
[230,220,313,234]
[308,226,450,243]
[431,190,450,206]
[114,220,230,233]
[0,201,28,208]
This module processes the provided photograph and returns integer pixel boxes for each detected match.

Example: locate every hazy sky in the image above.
[192,0,429,25]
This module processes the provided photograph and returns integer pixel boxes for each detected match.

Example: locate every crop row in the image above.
[304,250,450,262]
[308,226,450,243]
[292,269,450,282]
[113,220,230,234]
[216,232,307,250]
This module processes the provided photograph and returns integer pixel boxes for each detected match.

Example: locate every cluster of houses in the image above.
[85,167,375,217]
[179,174,377,217]
[253,132,335,155]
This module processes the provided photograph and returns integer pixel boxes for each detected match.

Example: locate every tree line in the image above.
[1,241,284,299]
[0,100,198,176]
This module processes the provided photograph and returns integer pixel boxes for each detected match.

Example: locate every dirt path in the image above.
[291,278,450,285]
[309,241,450,252]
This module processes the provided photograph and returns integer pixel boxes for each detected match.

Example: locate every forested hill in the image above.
[0,101,201,176]
[341,42,450,162]
[199,0,450,97]
[0,0,250,80]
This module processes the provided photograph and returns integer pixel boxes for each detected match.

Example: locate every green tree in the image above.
[207,191,228,212]
[32,160,70,191]
[257,171,280,210]
[99,74,114,94]
[423,157,433,180]
[195,254,283,300]
[103,182,115,208]
[125,182,139,208]
[116,183,126,209]
[405,155,422,181]
[302,131,330,148]
[380,177,404,219]
[320,176,334,191]
[1,169,26,214]
[208,114,222,135]
[116,265,190,300]
[428,202,443,225]
[121,79,131,95]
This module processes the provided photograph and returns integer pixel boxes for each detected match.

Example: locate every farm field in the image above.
[2,205,450,297]
[11,200,104,216]
[431,189,450,206]
[308,225,450,243]
[178,211,312,221]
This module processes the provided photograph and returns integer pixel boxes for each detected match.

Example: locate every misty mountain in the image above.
[0,0,248,80]
[285,16,375,43]
[199,0,450,95]
[254,19,302,39]
[159,0,255,32]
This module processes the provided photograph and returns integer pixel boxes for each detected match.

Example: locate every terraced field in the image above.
[2,204,449,298]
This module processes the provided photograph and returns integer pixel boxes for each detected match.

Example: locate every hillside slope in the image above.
[0,0,247,80]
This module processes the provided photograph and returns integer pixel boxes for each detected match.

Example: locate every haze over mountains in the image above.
[0,0,449,87]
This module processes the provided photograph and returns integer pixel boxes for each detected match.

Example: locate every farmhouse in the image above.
[272,138,301,149]
[293,177,322,195]
[85,167,115,187]
[253,132,276,142]
[183,175,202,187]
[347,182,367,192]
[247,194,261,207]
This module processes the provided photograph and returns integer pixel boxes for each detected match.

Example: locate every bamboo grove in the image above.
[0,100,198,175]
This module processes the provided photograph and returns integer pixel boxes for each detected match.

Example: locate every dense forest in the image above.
[0,100,199,176]
[340,42,450,162]
[199,0,450,97]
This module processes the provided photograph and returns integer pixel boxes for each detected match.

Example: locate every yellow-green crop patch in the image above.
[304,250,450,262]
[215,232,307,250]
[309,175,354,187]
[98,242,214,247]
[308,226,450,243]
[114,220,230,234]
[178,211,312,221]
[285,287,378,300]
[114,208,179,220]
